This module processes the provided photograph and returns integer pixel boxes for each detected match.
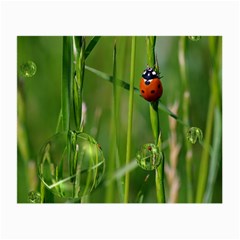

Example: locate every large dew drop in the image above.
[186,127,203,144]
[20,61,37,77]
[38,131,105,199]
[136,143,162,171]
[28,191,41,203]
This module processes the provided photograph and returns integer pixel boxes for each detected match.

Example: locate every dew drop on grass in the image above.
[186,127,203,144]
[37,131,105,199]
[136,143,162,171]
[28,191,41,203]
[20,61,37,77]
[188,36,201,41]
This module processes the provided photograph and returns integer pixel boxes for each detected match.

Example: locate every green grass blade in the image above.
[55,109,63,133]
[178,36,193,203]
[203,107,222,202]
[85,65,139,92]
[106,41,117,203]
[146,36,156,67]
[196,37,221,203]
[61,36,73,131]
[85,36,101,59]
[73,36,85,131]
[155,155,165,203]
[112,41,124,202]
[124,36,136,203]
[150,101,159,145]
[105,160,138,185]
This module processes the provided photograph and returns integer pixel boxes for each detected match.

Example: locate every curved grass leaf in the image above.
[85,36,101,59]
[85,65,139,92]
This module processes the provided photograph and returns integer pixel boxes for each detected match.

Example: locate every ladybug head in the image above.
[142,67,159,80]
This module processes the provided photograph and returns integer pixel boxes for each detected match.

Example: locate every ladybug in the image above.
[140,67,163,102]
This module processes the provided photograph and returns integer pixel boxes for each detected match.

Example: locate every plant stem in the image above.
[150,101,160,145]
[106,41,118,202]
[17,81,31,201]
[155,154,165,203]
[61,36,72,131]
[203,37,222,203]
[146,36,165,203]
[196,37,220,203]
[124,36,136,203]
[73,36,85,131]
[178,36,193,202]
[196,93,215,203]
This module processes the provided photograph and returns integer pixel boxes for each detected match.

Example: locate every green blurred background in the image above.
[17,36,222,203]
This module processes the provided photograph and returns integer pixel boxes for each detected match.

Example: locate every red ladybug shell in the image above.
[140,77,163,102]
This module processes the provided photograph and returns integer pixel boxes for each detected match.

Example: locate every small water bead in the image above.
[136,143,162,171]
[20,61,37,77]
[28,191,41,203]
[188,36,201,41]
[37,131,105,199]
[187,127,203,144]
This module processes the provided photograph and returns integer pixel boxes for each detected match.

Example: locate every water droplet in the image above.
[136,143,162,171]
[28,191,41,203]
[37,131,105,199]
[20,61,37,77]
[188,36,201,41]
[186,127,203,144]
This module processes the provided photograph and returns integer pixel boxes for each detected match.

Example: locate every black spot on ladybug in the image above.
[141,90,145,93]
[145,81,150,85]
[158,84,161,88]
[151,90,155,94]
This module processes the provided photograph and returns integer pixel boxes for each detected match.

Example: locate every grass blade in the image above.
[178,36,193,202]
[85,36,101,59]
[73,36,85,131]
[124,36,136,203]
[105,41,118,203]
[196,37,220,203]
[61,36,73,131]
[85,65,139,92]
[203,107,222,202]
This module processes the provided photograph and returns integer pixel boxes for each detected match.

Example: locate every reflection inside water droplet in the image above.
[20,61,37,77]
[186,127,203,144]
[136,143,162,171]
[28,191,41,203]
[37,131,105,199]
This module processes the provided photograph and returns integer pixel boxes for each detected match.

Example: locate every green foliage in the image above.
[17,36,222,203]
